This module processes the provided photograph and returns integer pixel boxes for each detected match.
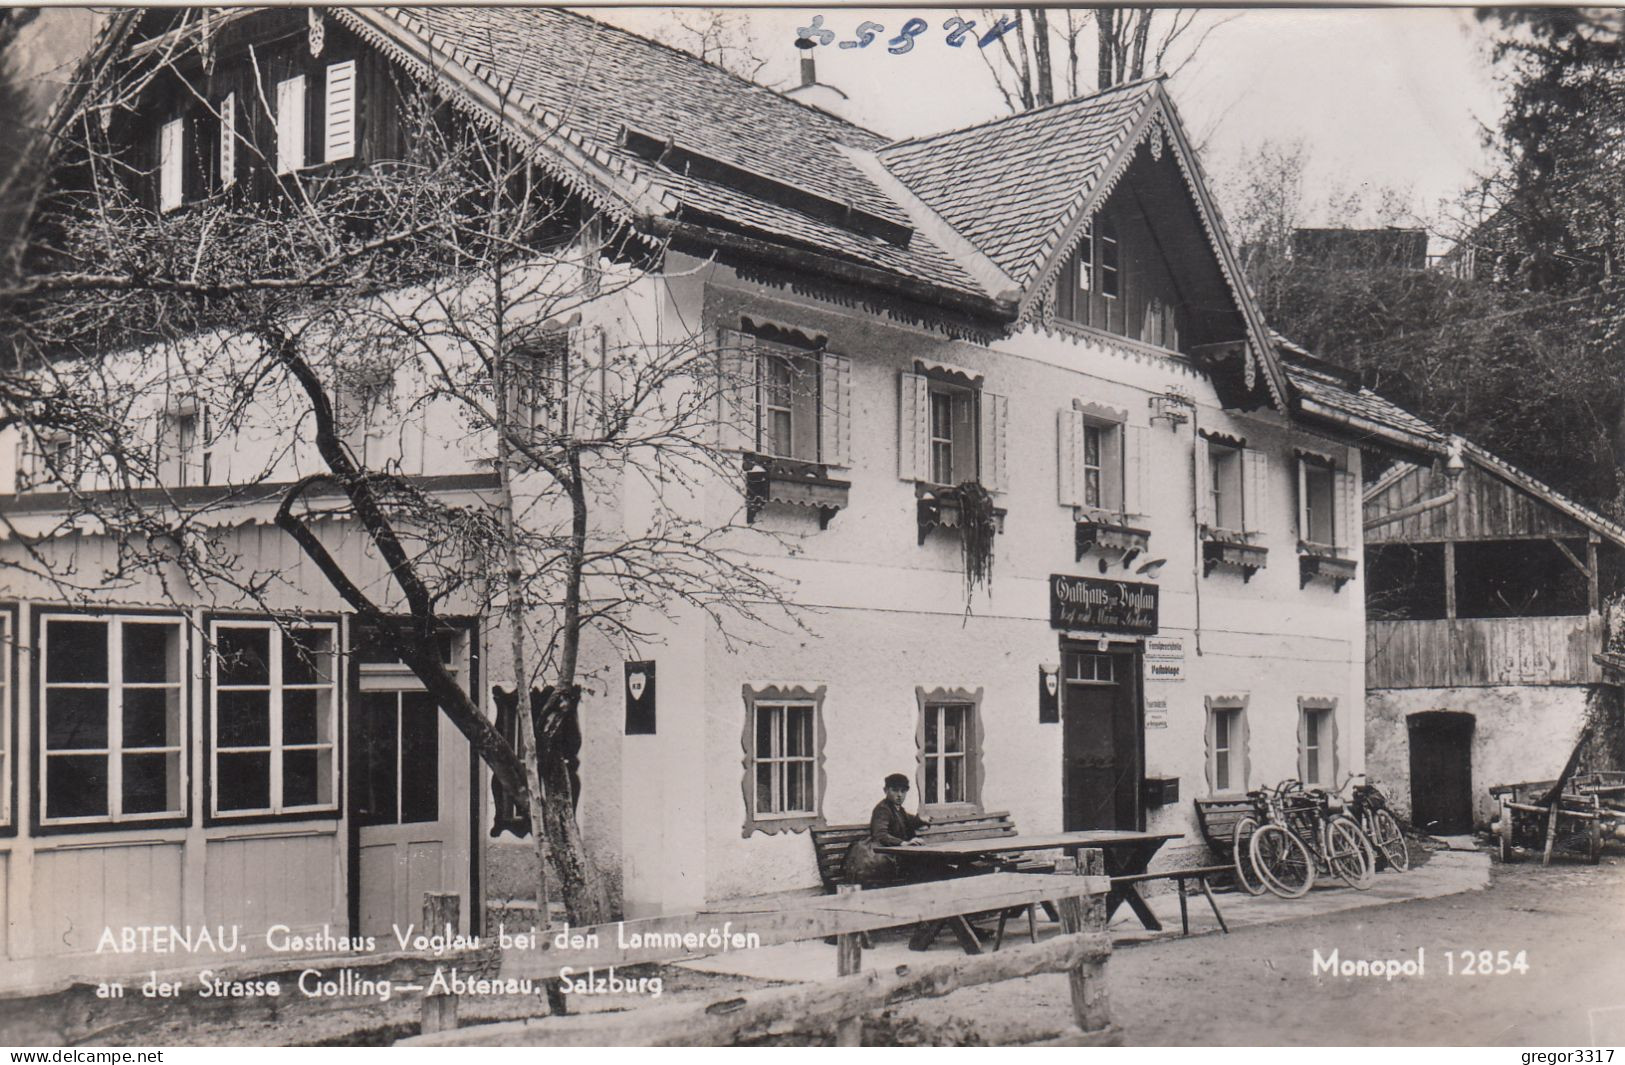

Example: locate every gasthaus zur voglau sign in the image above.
[1048,574,1159,636]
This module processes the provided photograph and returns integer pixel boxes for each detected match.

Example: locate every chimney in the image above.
[800,54,816,88]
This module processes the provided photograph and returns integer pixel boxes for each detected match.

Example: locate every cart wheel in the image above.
[1498,803,1515,864]
[1249,824,1314,899]
[1232,816,1267,896]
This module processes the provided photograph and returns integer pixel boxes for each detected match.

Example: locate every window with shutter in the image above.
[276,75,306,175]
[324,60,356,163]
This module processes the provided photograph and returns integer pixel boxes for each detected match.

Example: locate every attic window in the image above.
[1099,217,1120,299]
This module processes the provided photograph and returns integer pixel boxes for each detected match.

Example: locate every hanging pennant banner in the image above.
[625,660,656,735]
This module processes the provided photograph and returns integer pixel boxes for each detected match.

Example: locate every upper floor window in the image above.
[1200,435,1269,539]
[39,614,186,828]
[210,620,339,819]
[1208,440,1244,531]
[719,329,851,468]
[157,399,213,487]
[508,331,571,442]
[1296,453,1357,552]
[1099,217,1120,299]
[899,366,1007,492]
[276,60,358,175]
[16,431,78,493]
[1059,404,1144,518]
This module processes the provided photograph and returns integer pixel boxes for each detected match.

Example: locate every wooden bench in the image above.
[1193,795,1259,863]
[1109,866,1231,935]
[810,810,1056,949]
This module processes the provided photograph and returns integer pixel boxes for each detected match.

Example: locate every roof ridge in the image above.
[880,74,1163,153]
[547,7,889,141]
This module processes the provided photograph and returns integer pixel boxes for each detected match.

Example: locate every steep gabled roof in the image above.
[1457,438,1625,549]
[1274,335,1447,459]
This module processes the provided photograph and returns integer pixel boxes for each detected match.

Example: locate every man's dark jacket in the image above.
[868,798,927,845]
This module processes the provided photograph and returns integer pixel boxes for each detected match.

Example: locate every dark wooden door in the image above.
[1061,651,1141,831]
[1408,712,1474,834]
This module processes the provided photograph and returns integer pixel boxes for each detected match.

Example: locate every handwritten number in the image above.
[795,14,834,48]
[978,14,1021,49]
[887,17,928,54]
[839,21,884,49]
[942,17,977,48]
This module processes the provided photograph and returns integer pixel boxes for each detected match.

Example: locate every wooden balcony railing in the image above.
[1367,614,1605,689]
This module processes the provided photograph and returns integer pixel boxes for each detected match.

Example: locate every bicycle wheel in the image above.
[1249,824,1314,899]
[1232,815,1267,896]
[1327,817,1375,890]
[1367,809,1410,872]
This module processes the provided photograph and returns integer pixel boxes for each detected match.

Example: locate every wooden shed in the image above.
[1363,438,1625,833]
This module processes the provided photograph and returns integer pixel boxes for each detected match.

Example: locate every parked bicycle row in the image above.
[1229,775,1411,900]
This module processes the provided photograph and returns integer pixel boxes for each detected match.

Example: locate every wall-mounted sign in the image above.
[1048,574,1159,635]
[625,660,657,735]
[1145,637,1184,660]
[1145,695,1169,729]
[1145,659,1185,683]
[1038,663,1059,724]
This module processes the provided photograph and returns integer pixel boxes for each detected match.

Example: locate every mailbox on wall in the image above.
[1142,776,1179,807]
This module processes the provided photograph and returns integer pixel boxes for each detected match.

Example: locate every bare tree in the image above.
[0,15,801,927]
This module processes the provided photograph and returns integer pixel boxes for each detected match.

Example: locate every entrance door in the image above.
[1408,711,1474,834]
[1061,649,1142,831]
[352,644,471,938]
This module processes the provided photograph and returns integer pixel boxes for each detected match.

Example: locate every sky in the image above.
[596,6,1508,240]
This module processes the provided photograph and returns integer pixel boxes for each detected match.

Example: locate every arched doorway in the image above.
[1408,711,1475,834]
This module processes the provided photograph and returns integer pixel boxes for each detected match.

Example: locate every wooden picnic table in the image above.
[878,830,1184,935]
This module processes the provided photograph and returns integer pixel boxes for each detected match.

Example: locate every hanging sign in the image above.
[1038,663,1059,723]
[1048,574,1159,635]
[624,660,656,735]
[1145,695,1169,729]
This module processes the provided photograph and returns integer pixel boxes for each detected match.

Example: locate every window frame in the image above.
[925,379,979,487]
[33,609,191,835]
[1298,696,1339,787]
[739,683,826,837]
[1204,694,1250,796]
[1297,452,1337,550]
[157,398,214,488]
[1208,440,1244,533]
[1099,216,1120,300]
[205,616,342,826]
[753,344,822,463]
[915,685,985,814]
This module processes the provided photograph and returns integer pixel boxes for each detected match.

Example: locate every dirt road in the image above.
[896,855,1625,1045]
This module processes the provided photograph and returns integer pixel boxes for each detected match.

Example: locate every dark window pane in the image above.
[946,755,965,803]
[124,687,179,748]
[357,692,399,826]
[283,749,319,808]
[47,688,108,750]
[786,706,812,757]
[925,708,938,753]
[926,760,938,804]
[47,754,108,818]
[1366,543,1447,621]
[755,706,774,759]
[46,620,107,683]
[217,752,270,810]
[215,627,270,685]
[1454,540,1590,619]
[400,692,439,823]
[787,760,810,813]
[123,752,176,813]
[284,689,325,745]
[282,628,332,685]
[756,762,774,814]
[217,690,270,747]
[124,623,180,683]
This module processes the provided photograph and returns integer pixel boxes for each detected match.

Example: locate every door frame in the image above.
[1058,636,1146,832]
[345,617,481,937]
[1406,709,1475,834]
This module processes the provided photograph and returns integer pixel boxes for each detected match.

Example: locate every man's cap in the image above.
[884,773,910,790]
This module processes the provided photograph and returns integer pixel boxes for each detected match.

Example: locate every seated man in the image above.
[844,773,932,884]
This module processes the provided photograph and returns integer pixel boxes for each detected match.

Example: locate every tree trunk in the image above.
[1096,8,1115,89]
[1129,13,1151,81]
[1031,9,1055,107]
[536,704,609,925]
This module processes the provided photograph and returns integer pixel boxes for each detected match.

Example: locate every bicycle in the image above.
[1346,774,1410,872]
[1242,782,1316,898]
[1229,790,1273,896]
[1249,779,1374,897]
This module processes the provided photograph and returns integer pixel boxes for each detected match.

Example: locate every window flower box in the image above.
[1074,511,1151,563]
[1201,526,1268,581]
[744,454,850,528]
[1298,542,1358,591]
[916,482,1006,546]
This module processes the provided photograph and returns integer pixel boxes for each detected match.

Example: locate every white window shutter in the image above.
[898,372,928,481]
[276,75,306,175]
[716,330,755,451]
[324,60,356,163]
[1335,467,1358,550]
[1242,447,1271,536]
[1057,408,1082,507]
[1123,424,1147,517]
[1195,439,1215,529]
[159,118,183,212]
[1296,459,1311,542]
[820,352,851,467]
[219,93,236,188]
[979,390,1008,492]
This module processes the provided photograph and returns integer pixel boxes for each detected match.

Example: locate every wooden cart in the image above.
[1490,778,1604,865]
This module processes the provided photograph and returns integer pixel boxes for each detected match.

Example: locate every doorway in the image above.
[1060,645,1143,831]
[1408,711,1475,834]
[350,630,473,937]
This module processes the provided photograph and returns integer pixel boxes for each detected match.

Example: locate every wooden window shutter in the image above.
[1122,424,1146,516]
[219,93,236,188]
[898,372,928,481]
[1195,438,1214,529]
[820,351,851,467]
[1296,705,1309,784]
[979,390,1008,492]
[583,326,610,436]
[324,60,357,163]
[716,330,755,451]
[276,74,306,175]
[1334,467,1358,550]
[1296,458,1311,542]
[1057,408,1083,507]
[1242,447,1270,536]
[159,118,183,212]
